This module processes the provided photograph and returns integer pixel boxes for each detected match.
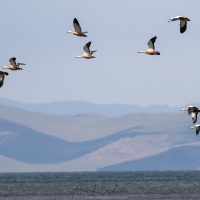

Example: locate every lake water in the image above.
[0,171,200,199]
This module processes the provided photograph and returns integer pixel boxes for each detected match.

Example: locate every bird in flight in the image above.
[181,105,200,124]
[68,18,87,37]
[76,41,97,59]
[138,36,160,55]
[2,57,26,71]
[168,16,190,33]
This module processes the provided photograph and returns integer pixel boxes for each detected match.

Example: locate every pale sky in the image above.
[0,0,198,107]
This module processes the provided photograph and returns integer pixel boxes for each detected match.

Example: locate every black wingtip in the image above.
[73,18,78,22]
[150,36,157,43]
[180,26,187,33]
[10,57,16,61]
[86,41,91,46]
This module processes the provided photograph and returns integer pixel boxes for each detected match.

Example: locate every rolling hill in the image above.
[0,101,199,172]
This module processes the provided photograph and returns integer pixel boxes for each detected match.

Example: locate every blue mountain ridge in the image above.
[0,119,146,164]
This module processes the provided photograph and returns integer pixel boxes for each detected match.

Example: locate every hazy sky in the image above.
[0,0,198,106]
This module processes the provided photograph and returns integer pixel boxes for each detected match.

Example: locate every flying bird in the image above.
[191,124,200,135]
[3,57,26,71]
[68,18,87,37]
[76,41,97,59]
[168,16,190,33]
[0,71,9,88]
[137,36,160,55]
[181,106,200,124]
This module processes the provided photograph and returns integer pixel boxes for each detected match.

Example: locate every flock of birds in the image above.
[67,16,190,58]
[1,15,198,136]
[67,16,199,135]
[66,16,191,58]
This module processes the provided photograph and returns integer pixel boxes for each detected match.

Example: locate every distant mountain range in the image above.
[0,100,200,172]
[0,98,184,117]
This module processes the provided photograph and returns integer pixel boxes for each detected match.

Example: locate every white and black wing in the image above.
[191,112,197,124]
[83,41,91,55]
[168,16,181,22]
[9,57,17,68]
[147,36,157,50]
[180,19,187,33]
[73,18,82,33]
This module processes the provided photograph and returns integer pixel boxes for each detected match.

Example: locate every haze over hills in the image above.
[0,98,184,117]
[0,119,140,164]
[0,101,200,172]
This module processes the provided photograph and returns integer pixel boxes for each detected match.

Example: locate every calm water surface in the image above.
[0,171,200,199]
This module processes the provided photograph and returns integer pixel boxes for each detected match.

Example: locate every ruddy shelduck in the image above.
[76,41,97,59]
[68,18,87,37]
[138,36,160,55]
[181,105,200,124]
[168,16,190,33]
[3,57,26,71]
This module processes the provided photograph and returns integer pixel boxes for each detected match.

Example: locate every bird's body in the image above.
[168,16,190,33]
[3,57,26,71]
[138,36,160,55]
[181,106,200,124]
[0,71,9,88]
[68,18,87,37]
[191,124,200,135]
[76,41,97,59]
